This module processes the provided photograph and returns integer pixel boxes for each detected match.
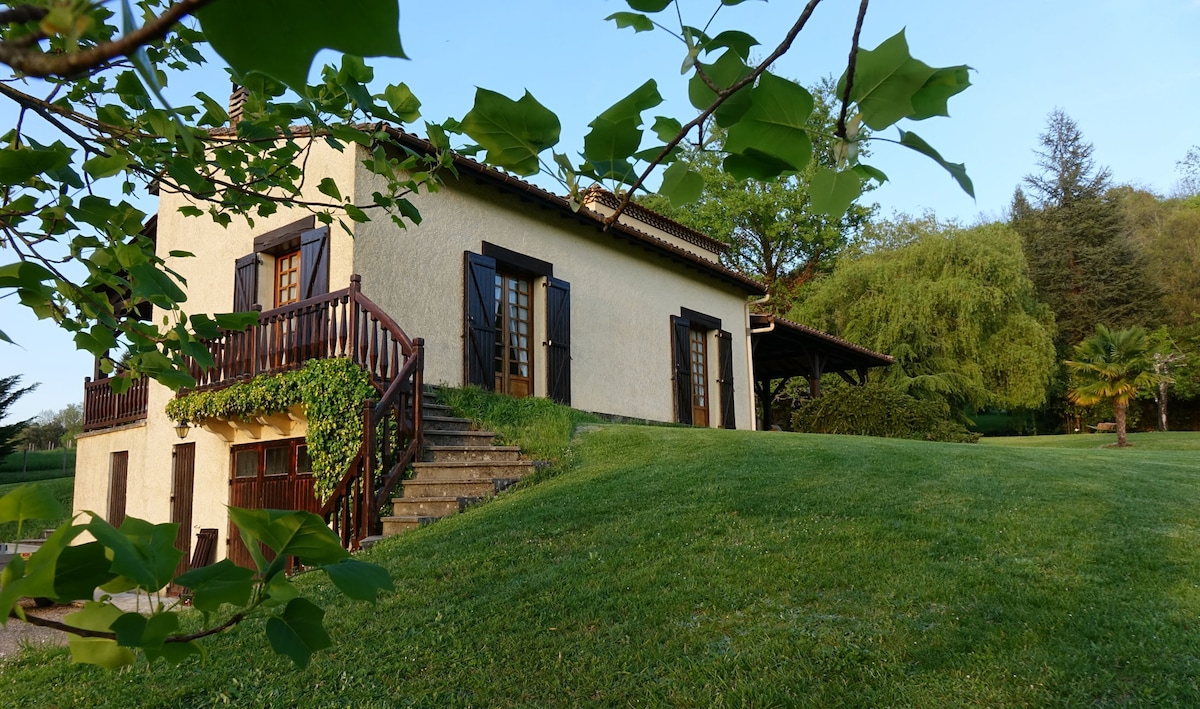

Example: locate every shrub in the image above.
[791,383,980,443]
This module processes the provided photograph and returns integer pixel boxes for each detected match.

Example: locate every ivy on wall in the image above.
[165,359,376,501]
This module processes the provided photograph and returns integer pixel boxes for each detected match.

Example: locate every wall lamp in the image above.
[174,421,191,440]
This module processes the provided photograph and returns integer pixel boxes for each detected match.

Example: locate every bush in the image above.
[792,383,980,443]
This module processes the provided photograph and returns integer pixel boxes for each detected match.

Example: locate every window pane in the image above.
[264,446,289,476]
[297,445,312,474]
[234,450,258,478]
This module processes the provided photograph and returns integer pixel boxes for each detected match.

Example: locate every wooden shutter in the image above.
[107,451,128,528]
[717,330,736,430]
[171,443,196,579]
[299,227,330,299]
[233,253,258,312]
[464,252,497,389]
[671,316,692,425]
[545,277,571,405]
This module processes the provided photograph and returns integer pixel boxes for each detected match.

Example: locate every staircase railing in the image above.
[182,274,425,550]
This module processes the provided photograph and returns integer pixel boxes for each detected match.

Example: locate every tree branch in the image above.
[11,607,247,643]
[835,0,869,139]
[0,0,215,78]
[604,0,825,227]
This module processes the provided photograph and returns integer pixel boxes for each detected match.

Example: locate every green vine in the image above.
[165,359,376,501]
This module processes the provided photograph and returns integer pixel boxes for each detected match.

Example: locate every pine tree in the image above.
[0,375,37,460]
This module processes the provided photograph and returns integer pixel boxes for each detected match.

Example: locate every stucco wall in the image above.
[351,155,756,428]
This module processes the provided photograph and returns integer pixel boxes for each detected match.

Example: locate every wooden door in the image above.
[107,451,128,528]
[171,443,195,580]
[689,328,710,427]
[228,440,317,569]
[494,272,533,397]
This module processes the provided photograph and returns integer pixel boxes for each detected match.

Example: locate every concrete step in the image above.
[390,495,468,517]
[410,461,535,482]
[421,403,454,418]
[423,415,474,433]
[400,478,499,498]
[381,515,439,536]
[424,430,498,447]
[423,445,522,463]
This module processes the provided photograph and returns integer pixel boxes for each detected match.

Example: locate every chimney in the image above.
[228,82,248,127]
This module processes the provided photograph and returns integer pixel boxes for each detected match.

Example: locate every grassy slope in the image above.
[0,447,75,485]
[7,429,1200,706]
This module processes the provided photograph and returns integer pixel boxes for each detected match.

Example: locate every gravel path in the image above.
[1,592,151,661]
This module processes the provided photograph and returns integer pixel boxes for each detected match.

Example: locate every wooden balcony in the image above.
[83,376,149,432]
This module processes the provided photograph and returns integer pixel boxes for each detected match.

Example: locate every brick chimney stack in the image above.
[228,82,248,127]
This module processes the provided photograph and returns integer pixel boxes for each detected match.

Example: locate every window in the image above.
[274,250,300,307]
[494,271,533,397]
[232,218,330,311]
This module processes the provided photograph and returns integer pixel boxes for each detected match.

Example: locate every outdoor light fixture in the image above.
[174,421,191,440]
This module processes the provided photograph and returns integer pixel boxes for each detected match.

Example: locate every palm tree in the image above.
[1065,325,1159,447]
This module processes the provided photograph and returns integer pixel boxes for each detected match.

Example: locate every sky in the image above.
[2,0,1199,422]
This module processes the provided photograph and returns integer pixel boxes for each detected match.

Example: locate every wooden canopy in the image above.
[750,313,893,428]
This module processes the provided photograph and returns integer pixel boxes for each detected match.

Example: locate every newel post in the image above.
[413,337,425,440]
[349,275,362,368]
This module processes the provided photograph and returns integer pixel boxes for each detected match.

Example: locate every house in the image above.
[73,127,891,567]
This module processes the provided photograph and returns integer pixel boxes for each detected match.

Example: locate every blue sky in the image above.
[2,0,1199,421]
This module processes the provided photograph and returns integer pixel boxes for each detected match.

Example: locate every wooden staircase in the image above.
[379,392,537,535]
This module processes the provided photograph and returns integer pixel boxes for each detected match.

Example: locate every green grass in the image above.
[981,430,1200,450]
[0,476,74,542]
[0,447,75,485]
[7,428,1200,706]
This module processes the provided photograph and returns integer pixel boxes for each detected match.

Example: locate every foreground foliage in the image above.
[6,426,1200,706]
[0,483,391,668]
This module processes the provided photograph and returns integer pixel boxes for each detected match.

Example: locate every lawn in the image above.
[0,447,76,485]
[5,426,1200,707]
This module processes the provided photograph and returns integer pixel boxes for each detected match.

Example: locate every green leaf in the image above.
[379,83,421,123]
[0,261,55,290]
[687,50,754,127]
[583,80,662,180]
[853,163,889,184]
[0,483,64,525]
[909,65,972,121]
[897,129,975,198]
[625,0,672,11]
[85,515,184,591]
[702,30,759,59]
[658,161,704,206]
[54,542,118,602]
[0,142,72,184]
[265,598,332,668]
[323,559,393,602]
[146,640,203,665]
[82,153,131,180]
[196,0,406,92]
[810,167,864,218]
[65,602,135,669]
[317,177,342,201]
[460,88,561,176]
[606,11,654,32]
[174,559,255,613]
[128,262,187,306]
[228,508,350,571]
[721,150,795,181]
[724,72,814,174]
[843,29,936,130]
[651,116,682,143]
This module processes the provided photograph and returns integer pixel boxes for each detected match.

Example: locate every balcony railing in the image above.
[83,375,149,432]
[183,275,413,392]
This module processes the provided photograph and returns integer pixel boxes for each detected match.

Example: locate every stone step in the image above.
[381,515,439,536]
[424,430,498,447]
[421,403,454,417]
[390,495,468,517]
[410,461,535,482]
[400,478,499,498]
[423,415,474,433]
[423,445,522,463]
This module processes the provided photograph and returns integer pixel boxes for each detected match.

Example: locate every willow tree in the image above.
[1065,325,1159,447]
[792,220,1057,414]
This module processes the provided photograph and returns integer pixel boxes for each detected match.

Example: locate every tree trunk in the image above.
[1158,377,1169,432]
[1115,401,1128,447]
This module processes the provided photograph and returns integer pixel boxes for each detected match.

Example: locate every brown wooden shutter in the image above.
[717,330,736,430]
[171,443,196,579]
[107,451,128,528]
[233,253,258,312]
[465,252,497,389]
[671,316,692,425]
[545,277,571,405]
[299,227,330,299]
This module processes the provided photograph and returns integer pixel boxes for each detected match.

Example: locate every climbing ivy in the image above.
[165,358,375,500]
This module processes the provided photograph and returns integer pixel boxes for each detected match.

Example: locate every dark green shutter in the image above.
[717,330,736,430]
[545,277,571,405]
[233,253,258,312]
[299,227,329,299]
[465,252,497,389]
[672,315,692,425]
